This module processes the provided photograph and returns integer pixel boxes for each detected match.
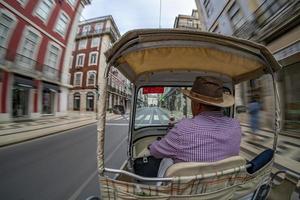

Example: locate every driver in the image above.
[149,76,242,165]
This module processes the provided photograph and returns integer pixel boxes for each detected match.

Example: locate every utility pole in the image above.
[159,0,162,28]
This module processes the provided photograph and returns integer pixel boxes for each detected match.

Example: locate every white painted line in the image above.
[68,135,128,200]
[113,160,128,179]
[145,115,151,120]
[105,136,128,163]
[154,115,159,121]
[67,170,97,200]
[149,109,154,124]
[136,115,144,120]
[113,116,123,120]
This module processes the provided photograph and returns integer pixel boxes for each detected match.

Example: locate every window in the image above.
[74,72,82,86]
[78,39,87,49]
[76,54,85,67]
[17,0,29,7]
[228,2,243,29]
[17,28,41,67]
[82,25,90,34]
[91,37,100,48]
[94,23,103,33]
[35,0,54,21]
[0,10,16,48]
[203,0,213,17]
[67,0,77,7]
[87,71,96,86]
[46,43,60,69]
[86,92,94,111]
[89,52,98,65]
[187,20,193,27]
[73,92,80,110]
[55,12,69,36]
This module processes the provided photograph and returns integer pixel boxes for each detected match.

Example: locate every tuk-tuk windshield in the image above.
[135,86,192,129]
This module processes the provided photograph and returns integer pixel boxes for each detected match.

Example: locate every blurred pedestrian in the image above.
[248,96,261,134]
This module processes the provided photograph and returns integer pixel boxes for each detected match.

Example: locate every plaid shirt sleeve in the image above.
[149,125,182,159]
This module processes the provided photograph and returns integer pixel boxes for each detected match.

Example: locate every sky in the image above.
[81,0,197,34]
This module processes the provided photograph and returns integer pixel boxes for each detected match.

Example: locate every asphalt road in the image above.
[0,116,129,200]
[135,107,171,127]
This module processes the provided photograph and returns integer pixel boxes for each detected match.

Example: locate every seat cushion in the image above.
[165,156,246,177]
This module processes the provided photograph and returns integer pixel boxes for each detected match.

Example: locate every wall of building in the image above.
[195,0,300,134]
[0,0,90,122]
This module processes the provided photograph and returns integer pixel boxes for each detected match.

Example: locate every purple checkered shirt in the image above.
[149,111,242,163]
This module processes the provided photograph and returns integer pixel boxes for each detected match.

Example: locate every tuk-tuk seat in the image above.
[164,156,246,177]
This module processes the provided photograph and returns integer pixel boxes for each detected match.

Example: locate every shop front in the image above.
[12,75,33,118]
[42,82,60,115]
[73,93,80,111]
[86,92,94,111]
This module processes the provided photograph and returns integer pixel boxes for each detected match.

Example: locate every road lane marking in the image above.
[67,170,98,200]
[113,116,123,120]
[105,136,128,163]
[145,115,151,120]
[68,135,128,200]
[154,115,159,121]
[136,115,144,120]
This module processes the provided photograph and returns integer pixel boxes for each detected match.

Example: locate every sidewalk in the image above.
[240,123,300,184]
[0,112,120,147]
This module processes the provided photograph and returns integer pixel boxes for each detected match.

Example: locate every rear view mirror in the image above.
[236,105,247,113]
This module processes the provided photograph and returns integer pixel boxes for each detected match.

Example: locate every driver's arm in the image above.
[148,125,182,159]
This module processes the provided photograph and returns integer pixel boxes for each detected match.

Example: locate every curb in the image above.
[0,113,121,148]
[0,117,95,136]
[0,120,97,148]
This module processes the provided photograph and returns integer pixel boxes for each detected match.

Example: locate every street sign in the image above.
[143,87,164,94]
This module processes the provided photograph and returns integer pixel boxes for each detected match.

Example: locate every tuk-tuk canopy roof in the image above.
[105,29,281,84]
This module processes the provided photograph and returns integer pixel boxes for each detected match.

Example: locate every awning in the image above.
[14,75,34,88]
[43,82,60,92]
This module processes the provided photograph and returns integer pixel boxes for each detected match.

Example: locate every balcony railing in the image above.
[43,65,59,81]
[14,53,37,73]
[0,46,60,81]
[0,46,6,65]
[77,28,119,41]
[233,0,299,41]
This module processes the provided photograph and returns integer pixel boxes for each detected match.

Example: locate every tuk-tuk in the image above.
[95,29,282,199]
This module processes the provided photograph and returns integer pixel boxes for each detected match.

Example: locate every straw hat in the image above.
[181,76,234,107]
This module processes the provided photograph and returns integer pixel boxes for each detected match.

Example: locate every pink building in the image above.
[0,0,91,122]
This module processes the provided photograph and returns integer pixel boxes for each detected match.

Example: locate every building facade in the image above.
[195,0,300,134]
[174,9,205,30]
[0,0,90,122]
[68,16,131,112]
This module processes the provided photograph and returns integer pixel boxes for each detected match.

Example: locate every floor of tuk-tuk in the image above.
[268,179,298,200]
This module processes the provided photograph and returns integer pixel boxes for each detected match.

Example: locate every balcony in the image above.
[76,28,119,41]
[43,65,59,81]
[233,0,300,42]
[0,46,60,82]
